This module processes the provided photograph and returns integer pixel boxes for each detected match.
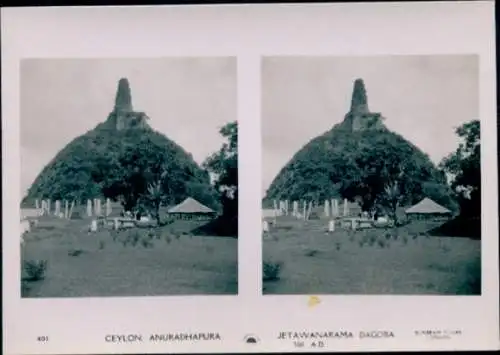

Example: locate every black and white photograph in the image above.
[262,55,481,295]
[3,3,498,355]
[20,57,238,297]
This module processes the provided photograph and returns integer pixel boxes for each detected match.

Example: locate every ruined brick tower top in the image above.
[343,78,385,132]
[350,78,369,114]
[114,78,133,113]
[109,78,149,131]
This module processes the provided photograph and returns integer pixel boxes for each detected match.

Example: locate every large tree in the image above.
[201,121,238,235]
[203,121,238,217]
[339,132,436,216]
[440,120,480,217]
[97,132,219,219]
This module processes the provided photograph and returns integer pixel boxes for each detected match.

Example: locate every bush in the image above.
[68,249,84,257]
[129,230,141,246]
[141,238,154,248]
[368,233,377,246]
[348,229,356,242]
[147,229,155,240]
[305,249,319,257]
[111,230,120,242]
[263,261,283,281]
[21,280,31,297]
[23,260,48,281]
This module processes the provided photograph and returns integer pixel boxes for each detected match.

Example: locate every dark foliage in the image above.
[197,121,238,237]
[264,123,457,215]
[22,116,221,214]
[440,120,480,218]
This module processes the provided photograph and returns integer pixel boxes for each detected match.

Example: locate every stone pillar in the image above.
[55,200,61,216]
[106,198,112,216]
[96,199,102,216]
[87,199,92,217]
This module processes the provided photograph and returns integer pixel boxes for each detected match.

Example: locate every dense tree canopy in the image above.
[265,122,457,215]
[203,121,238,218]
[440,120,480,217]
[194,121,238,237]
[23,119,221,215]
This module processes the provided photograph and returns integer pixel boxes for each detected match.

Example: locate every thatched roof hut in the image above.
[168,197,216,220]
[405,197,452,220]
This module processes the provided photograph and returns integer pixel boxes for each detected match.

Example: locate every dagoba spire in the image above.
[350,78,369,114]
[342,78,385,132]
[114,77,133,112]
[109,78,149,131]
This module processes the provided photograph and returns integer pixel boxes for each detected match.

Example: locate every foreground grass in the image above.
[21,217,238,297]
[262,217,480,295]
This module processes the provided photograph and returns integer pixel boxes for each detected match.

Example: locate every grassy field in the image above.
[21,216,238,297]
[262,216,481,295]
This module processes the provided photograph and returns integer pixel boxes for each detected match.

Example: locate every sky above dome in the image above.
[262,55,479,197]
[20,57,236,197]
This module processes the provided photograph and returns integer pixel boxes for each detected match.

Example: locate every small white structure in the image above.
[328,220,335,232]
[342,217,373,230]
[343,198,349,216]
[68,200,75,219]
[40,200,47,215]
[64,200,69,219]
[96,199,102,216]
[139,216,150,222]
[55,200,61,216]
[332,199,338,217]
[106,198,112,216]
[20,219,31,234]
[292,201,299,217]
[89,219,98,233]
[377,216,388,223]
[262,220,269,232]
